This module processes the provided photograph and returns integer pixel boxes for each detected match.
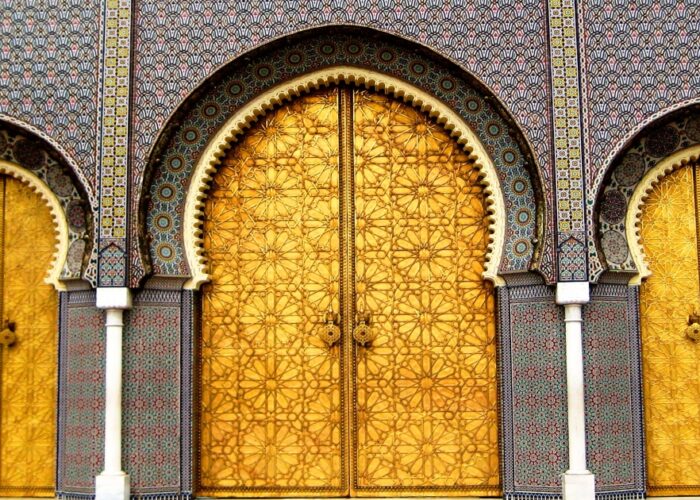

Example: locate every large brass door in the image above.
[199,87,500,497]
[639,164,700,496]
[0,174,58,497]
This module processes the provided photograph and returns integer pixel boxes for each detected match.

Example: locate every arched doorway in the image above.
[638,161,700,496]
[197,86,500,497]
[0,173,59,496]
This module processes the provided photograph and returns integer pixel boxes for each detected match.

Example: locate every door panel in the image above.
[198,86,500,497]
[0,175,58,497]
[199,89,346,497]
[640,165,700,495]
[352,90,500,495]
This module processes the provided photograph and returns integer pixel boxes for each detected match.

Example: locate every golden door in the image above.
[639,165,700,496]
[199,87,500,497]
[0,174,58,497]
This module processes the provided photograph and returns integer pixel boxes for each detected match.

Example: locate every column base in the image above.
[562,472,595,500]
[95,472,130,500]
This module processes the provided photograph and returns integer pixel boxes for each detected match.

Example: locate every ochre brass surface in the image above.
[352,90,499,496]
[200,89,345,497]
[199,87,499,497]
[0,175,58,497]
[640,165,700,495]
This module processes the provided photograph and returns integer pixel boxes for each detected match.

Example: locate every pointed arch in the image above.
[139,26,544,287]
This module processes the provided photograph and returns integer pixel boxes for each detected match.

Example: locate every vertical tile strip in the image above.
[547,0,587,281]
[97,0,132,286]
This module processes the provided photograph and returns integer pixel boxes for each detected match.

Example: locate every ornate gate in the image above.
[198,87,500,497]
[0,174,58,497]
[639,164,700,496]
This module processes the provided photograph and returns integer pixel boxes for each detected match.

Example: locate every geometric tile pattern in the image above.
[0,1,100,190]
[132,1,553,284]
[97,0,132,286]
[56,291,104,497]
[123,290,182,493]
[497,283,568,498]
[592,113,700,280]
[581,2,700,277]
[143,29,540,285]
[547,0,588,281]
[584,284,645,498]
[581,0,700,196]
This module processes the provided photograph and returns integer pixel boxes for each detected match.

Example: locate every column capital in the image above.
[556,281,590,305]
[96,287,133,310]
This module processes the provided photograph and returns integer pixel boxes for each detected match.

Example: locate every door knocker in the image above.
[686,310,700,341]
[0,319,16,348]
[320,310,341,347]
[353,310,376,347]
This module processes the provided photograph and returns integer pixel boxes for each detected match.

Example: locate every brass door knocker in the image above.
[320,310,341,347]
[0,319,16,348]
[686,310,700,341]
[353,310,375,347]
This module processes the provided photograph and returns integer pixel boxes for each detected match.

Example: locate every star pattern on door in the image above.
[199,87,499,497]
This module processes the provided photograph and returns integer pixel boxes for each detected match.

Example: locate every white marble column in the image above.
[95,287,132,500]
[556,282,595,500]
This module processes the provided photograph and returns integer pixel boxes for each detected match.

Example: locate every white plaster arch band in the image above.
[184,66,508,289]
[625,144,700,285]
[0,160,69,291]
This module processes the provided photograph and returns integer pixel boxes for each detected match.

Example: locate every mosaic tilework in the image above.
[123,290,182,494]
[581,1,700,278]
[131,1,554,285]
[498,282,568,498]
[97,0,132,287]
[0,1,100,191]
[142,29,540,285]
[56,291,104,497]
[583,284,645,498]
[0,123,97,285]
[593,112,700,281]
[547,0,587,281]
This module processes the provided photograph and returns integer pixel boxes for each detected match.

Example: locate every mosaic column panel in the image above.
[56,291,105,499]
[97,0,133,286]
[123,289,190,496]
[583,284,645,499]
[547,0,588,281]
[498,282,568,499]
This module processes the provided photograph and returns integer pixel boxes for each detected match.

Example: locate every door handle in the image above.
[686,310,700,341]
[353,310,375,347]
[0,319,16,348]
[320,310,341,347]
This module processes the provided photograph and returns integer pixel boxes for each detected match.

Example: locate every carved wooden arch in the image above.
[184,67,507,289]
[625,145,700,285]
[0,160,69,290]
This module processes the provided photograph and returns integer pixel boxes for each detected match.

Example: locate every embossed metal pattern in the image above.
[352,91,499,495]
[199,89,345,496]
[199,87,499,496]
[0,175,58,497]
[639,165,700,495]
